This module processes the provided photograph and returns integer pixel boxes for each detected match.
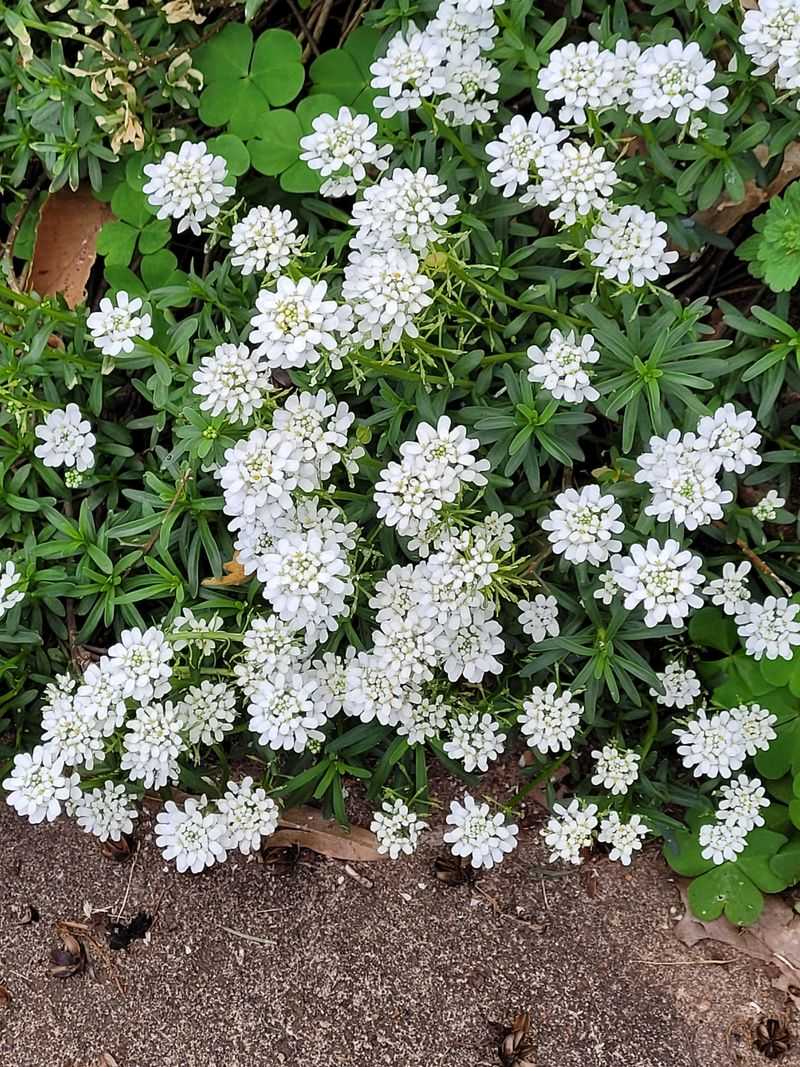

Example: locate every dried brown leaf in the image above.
[0,986,11,1007]
[266,805,383,862]
[674,881,800,1004]
[201,554,249,588]
[27,186,114,308]
[694,142,800,236]
[498,1011,536,1067]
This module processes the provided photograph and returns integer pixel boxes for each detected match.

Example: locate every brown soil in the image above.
[0,795,798,1067]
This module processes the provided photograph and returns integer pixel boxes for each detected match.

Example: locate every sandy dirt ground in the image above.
[1,787,798,1067]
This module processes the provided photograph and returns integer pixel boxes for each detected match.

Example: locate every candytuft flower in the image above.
[87,291,153,357]
[143,140,234,235]
[34,404,95,472]
[443,793,519,869]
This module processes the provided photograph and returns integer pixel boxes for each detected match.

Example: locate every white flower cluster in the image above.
[542,798,648,866]
[143,140,234,235]
[300,106,391,197]
[698,775,770,866]
[369,0,502,125]
[34,404,95,474]
[230,205,305,278]
[741,0,800,105]
[215,391,364,642]
[192,342,272,424]
[752,489,785,521]
[0,560,25,620]
[650,661,702,708]
[487,111,677,286]
[541,485,623,565]
[527,329,600,404]
[444,793,518,869]
[156,779,280,873]
[674,702,777,779]
[2,626,176,826]
[371,798,428,858]
[87,291,153,357]
[538,37,727,126]
[375,415,489,548]
[636,405,762,530]
[736,596,800,661]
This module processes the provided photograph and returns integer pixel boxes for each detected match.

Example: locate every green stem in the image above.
[639,704,659,761]
[508,749,572,810]
[446,261,583,326]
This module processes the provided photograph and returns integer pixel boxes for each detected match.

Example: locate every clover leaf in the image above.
[665,823,789,926]
[95,164,170,269]
[195,24,305,138]
[309,27,381,115]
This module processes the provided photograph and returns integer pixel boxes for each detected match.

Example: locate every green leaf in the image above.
[250,29,305,106]
[309,49,363,104]
[110,182,151,228]
[138,218,171,254]
[141,249,178,289]
[760,653,797,687]
[206,134,250,176]
[280,159,322,193]
[770,838,800,884]
[103,265,147,299]
[96,220,138,267]
[198,80,240,128]
[688,606,737,654]
[662,829,713,877]
[341,26,381,78]
[248,110,302,175]
[227,80,275,139]
[737,829,789,893]
[297,93,345,131]
[687,864,764,925]
[194,22,253,82]
[755,720,800,780]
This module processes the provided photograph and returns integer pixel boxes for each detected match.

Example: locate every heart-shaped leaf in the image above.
[250,28,304,106]
[249,110,302,175]
[687,864,764,925]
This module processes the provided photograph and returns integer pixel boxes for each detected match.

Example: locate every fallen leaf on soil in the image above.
[0,986,11,1007]
[201,554,248,588]
[674,881,800,1004]
[694,142,800,236]
[494,1011,536,1067]
[27,186,114,307]
[267,805,383,862]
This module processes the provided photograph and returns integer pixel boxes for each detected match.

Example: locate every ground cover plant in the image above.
[1,0,800,926]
